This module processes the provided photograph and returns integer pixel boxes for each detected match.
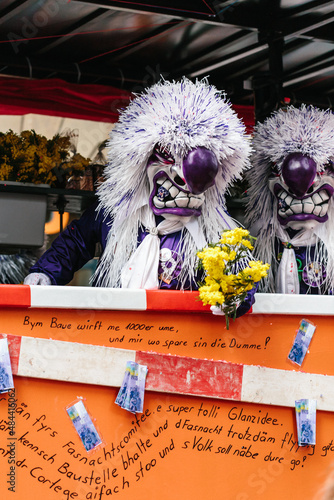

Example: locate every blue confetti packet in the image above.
[116,361,148,413]
[124,363,148,413]
[295,399,317,446]
[288,319,316,366]
[115,361,133,408]
[0,338,14,393]
[66,399,103,453]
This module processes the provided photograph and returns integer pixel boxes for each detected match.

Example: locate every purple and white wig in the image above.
[246,104,334,292]
[95,78,251,288]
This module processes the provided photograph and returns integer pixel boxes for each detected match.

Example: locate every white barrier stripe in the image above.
[29,287,334,315]
[17,337,136,387]
[242,364,333,411]
[252,293,334,315]
[30,286,147,310]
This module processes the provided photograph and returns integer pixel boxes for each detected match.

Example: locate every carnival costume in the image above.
[25,78,255,315]
[246,105,334,294]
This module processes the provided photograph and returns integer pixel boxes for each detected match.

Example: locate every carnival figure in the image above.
[246,105,334,294]
[25,78,255,314]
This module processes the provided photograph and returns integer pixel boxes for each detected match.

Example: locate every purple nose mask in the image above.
[281,152,317,197]
[182,147,219,195]
[272,152,334,228]
[148,146,219,217]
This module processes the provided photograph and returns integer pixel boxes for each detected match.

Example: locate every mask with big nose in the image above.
[148,145,219,218]
[269,152,334,230]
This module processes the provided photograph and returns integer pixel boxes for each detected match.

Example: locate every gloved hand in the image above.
[210,305,227,316]
[210,301,241,316]
[24,273,52,286]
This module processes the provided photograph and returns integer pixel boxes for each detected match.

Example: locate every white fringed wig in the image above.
[246,104,334,293]
[95,78,251,288]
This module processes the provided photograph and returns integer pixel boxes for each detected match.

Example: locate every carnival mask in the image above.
[147,144,219,217]
[269,152,334,230]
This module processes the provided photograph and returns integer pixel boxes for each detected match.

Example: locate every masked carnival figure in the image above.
[246,104,334,294]
[25,78,255,315]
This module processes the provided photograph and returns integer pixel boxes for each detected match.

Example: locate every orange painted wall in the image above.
[1,307,333,499]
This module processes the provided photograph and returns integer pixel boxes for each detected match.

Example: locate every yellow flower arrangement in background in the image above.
[0,130,90,187]
[197,228,270,329]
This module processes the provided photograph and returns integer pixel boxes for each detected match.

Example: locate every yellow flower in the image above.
[198,286,225,306]
[240,238,253,250]
[242,261,270,282]
[219,227,249,246]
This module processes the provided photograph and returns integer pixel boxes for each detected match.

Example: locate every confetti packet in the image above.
[66,399,103,453]
[115,361,132,408]
[295,399,317,446]
[124,363,148,413]
[136,364,149,412]
[288,319,316,366]
[118,361,137,412]
[0,338,14,393]
[116,361,148,413]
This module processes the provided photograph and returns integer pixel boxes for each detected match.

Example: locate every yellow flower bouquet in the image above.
[197,228,270,329]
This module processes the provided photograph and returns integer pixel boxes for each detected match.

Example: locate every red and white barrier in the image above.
[3,334,334,412]
[1,285,334,315]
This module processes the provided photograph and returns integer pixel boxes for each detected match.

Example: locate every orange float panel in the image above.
[0,287,333,500]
